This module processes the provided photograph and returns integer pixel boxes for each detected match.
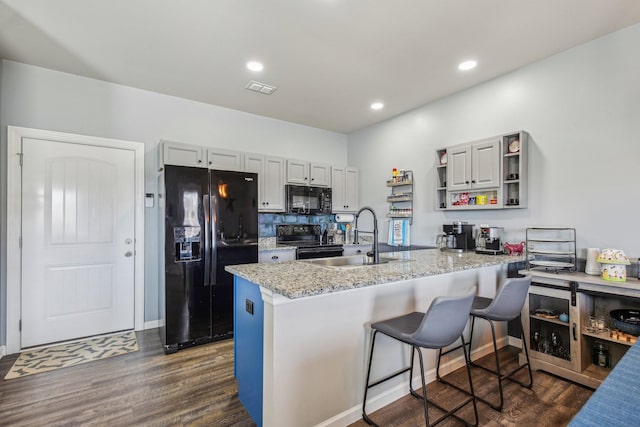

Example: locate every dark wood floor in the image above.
[350,347,593,427]
[0,331,592,426]
[0,329,254,427]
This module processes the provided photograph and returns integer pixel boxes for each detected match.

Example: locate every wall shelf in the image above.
[387,170,413,224]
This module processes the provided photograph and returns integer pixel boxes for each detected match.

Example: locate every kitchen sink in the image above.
[302,255,410,268]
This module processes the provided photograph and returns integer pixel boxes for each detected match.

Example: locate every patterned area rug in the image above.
[4,331,139,380]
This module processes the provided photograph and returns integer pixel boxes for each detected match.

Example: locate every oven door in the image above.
[296,246,344,260]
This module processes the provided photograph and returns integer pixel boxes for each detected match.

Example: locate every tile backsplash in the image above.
[259,213,335,237]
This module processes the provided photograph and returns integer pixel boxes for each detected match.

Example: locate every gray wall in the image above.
[348,23,640,259]
[0,60,348,344]
[0,60,4,347]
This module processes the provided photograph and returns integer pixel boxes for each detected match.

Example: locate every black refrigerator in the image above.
[159,165,258,353]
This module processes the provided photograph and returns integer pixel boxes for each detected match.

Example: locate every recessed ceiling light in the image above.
[458,60,477,71]
[246,61,264,72]
[370,102,384,110]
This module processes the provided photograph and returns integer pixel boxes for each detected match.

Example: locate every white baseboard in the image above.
[0,345,6,359]
[143,320,161,330]
[508,336,522,348]
[316,336,509,427]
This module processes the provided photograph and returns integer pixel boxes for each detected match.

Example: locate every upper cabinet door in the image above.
[286,159,309,185]
[344,167,358,211]
[246,153,285,212]
[162,141,206,168]
[331,166,346,212]
[471,139,500,189]
[207,148,244,171]
[331,166,358,212]
[263,156,285,211]
[309,162,331,187]
[447,145,471,191]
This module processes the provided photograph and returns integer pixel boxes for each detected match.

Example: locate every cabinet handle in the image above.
[266,201,269,205]
[271,255,279,260]
[465,181,469,184]
[304,177,308,180]
[572,323,577,341]
[198,160,202,163]
[356,250,362,254]
[471,180,476,183]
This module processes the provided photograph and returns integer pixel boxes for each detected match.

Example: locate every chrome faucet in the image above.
[354,206,379,264]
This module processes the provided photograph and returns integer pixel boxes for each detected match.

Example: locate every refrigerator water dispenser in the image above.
[174,226,201,261]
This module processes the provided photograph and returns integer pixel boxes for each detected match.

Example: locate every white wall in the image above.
[0,60,348,340]
[348,23,640,259]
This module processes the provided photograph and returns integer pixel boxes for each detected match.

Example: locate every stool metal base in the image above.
[363,330,478,427]
[436,316,533,412]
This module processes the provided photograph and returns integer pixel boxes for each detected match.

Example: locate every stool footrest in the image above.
[410,388,477,427]
[469,361,532,388]
[439,341,470,358]
[366,366,411,389]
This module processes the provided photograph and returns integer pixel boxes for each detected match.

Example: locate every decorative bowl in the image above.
[610,309,640,336]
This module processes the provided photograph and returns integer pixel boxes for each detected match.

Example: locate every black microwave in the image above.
[285,185,332,214]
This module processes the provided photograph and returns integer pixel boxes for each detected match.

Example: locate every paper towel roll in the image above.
[585,248,600,275]
[335,213,354,223]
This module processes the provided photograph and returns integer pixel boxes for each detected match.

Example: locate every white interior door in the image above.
[21,137,136,348]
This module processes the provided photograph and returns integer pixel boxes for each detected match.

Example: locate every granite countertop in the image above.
[226,249,524,299]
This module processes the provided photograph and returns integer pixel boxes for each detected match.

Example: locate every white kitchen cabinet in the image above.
[161,140,206,168]
[259,249,296,263]
[207,148,244,171]
[331,166,359,212]
[246,153,286,212]
[447,138,500,191]
[437,130,528,210]
[286,160,331,187]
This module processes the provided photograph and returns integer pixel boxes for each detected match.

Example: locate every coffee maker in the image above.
[475,226,504,255]
[442,222,475,251]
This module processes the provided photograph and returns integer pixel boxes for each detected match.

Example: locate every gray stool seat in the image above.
[362,288,478,427]
[437,275,533,412]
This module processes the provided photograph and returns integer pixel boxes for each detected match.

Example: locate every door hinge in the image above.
[19,236,22,249]
[18,152,23,166]
[19,319,22,331]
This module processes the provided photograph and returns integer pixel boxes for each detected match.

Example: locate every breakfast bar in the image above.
[226,249,524,427]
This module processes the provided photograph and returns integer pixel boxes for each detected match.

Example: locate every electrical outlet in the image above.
[246,299,254,315]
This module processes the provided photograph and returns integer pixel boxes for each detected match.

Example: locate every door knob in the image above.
[125,238,132,244]
[125,251,133,257]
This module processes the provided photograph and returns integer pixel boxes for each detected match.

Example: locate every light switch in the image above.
[145,193,155,208]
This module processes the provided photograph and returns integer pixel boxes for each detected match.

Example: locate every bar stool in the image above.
[437,275,533,412]
[362,288,478,427]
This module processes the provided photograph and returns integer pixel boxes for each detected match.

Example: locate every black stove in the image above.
[276,224,344,259]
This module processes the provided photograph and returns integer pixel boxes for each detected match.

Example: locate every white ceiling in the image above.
[1,1,640,133]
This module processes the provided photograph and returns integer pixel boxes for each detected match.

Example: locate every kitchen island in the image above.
[226,249,525,427]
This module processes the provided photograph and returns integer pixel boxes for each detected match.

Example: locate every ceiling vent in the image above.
[245,80,277,95]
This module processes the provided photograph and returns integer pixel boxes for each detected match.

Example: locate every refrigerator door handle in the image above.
[203,194,211,287]
[210,193,217,286]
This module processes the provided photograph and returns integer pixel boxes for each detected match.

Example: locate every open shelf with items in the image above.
[521,271,640,389]
[434,130,529,210]
[448,188,500,209]
[386,170,413,224]
[502,131,528,208]
[526,227,577,272]
[435,149,448,210]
